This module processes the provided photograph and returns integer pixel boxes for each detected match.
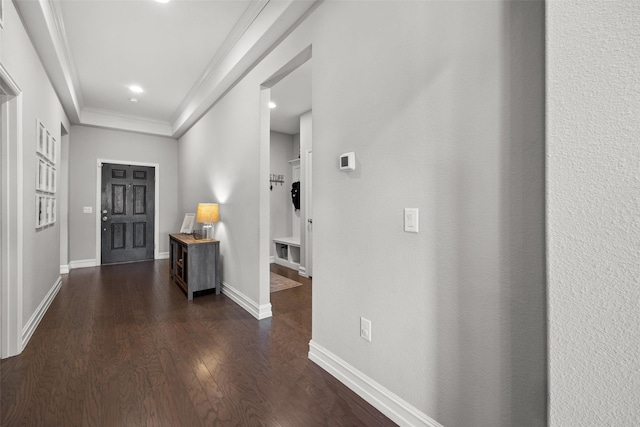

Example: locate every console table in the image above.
[169,233,221,300]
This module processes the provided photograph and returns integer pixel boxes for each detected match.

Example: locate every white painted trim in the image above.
[95,159,160,265]
[298,266,308,278]
[171,1,321,138]
[169,0,269,124]
[69,259,97,270]
[221,281,272,320]
[304,147,313,277]
[60,265,69,274]
[274,257,299,271]
[0,63,24,358]
[34,0,83,122]
[269,256,275,264]
[308,341,442,427]
[81,108,173,137]
[157,252,169,260]
[22,276,62,350]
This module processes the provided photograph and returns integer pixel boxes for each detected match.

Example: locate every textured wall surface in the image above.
[547,1,640,425]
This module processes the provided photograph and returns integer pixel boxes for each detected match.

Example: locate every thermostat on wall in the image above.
[339,152,356,171]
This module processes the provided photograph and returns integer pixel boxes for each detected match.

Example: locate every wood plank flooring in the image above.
[1,260,396,426]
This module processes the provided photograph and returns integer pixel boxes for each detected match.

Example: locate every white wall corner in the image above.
[308,341,441,427]
[221,281,272,320]
[22,276,63,350]
[60,265,70,274]
[269,256,275,264]
[69,259,97,270]
[157,252,170,260]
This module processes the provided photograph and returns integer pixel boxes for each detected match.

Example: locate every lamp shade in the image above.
[196,203,219,223]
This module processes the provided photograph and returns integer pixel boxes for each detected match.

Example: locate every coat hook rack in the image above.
[269,174,284,191]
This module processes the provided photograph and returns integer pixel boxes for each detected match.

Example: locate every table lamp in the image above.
[196,203,219,240]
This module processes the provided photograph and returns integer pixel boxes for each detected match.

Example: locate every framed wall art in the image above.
[37,120,47,156]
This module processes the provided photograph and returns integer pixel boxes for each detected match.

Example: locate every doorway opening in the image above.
[1,64,23,358]
[261,46,313,310]
[95,159,160,264]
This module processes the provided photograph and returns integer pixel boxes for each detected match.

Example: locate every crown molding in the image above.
[170,0,321,139]
[16,0,321,139]
[14,0,84,123]
[169,0,270,124]
[45,0,85,110]
[81,108,173,137]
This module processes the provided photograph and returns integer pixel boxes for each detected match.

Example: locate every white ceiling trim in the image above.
[17,0,320,139]
[81,108,173,137]
[45,0,85,112]
[170,0,321,138]
[169,0,269,125]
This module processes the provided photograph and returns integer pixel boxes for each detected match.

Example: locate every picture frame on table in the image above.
[180,213,195,234]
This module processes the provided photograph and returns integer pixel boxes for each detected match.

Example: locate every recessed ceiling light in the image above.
[129,98,139,103]
[129,85,144,94]
[269,102,277,109]
[155,0,170,3]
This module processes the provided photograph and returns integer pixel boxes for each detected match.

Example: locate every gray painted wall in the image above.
[68,125,179,263]
[270,131,294,257]
[178,1,546,425]
[1,1,70,326]
[547,2,640,425]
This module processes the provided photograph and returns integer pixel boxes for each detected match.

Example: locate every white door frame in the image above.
[304,148,312,277]
[1,63,24,358]
[95,159,160,264]
[259,46,312,316]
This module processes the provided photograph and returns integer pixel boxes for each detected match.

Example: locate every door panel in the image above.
[101,163,155,264]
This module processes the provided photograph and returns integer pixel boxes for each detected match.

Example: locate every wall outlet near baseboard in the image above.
[360,317,372,342]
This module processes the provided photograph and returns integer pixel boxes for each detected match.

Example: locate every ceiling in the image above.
[269,59,312,135]
[16,0,317,138]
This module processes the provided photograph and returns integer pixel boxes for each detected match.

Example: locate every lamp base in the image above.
[202,224,214,240]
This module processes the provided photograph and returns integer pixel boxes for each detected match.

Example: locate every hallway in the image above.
[1,261,394,426]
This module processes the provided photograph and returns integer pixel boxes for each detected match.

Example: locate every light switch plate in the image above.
[404,208,419,233]
[83,206,92,214]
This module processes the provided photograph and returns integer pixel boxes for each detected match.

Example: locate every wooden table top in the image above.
[169,233,219,245]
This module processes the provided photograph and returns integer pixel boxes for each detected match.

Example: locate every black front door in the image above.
[101,163,155,264]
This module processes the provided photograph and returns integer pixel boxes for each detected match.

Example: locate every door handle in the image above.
[308,219,313,224]
[102,216,108,221]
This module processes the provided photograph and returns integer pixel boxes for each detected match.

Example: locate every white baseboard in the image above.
[157,252,169,260]
[60,265,70,274]
[269,256,275,264]
[274,258,299,271]
[298,266,308,277]
[22,276,62,350]
[69,259,97,270]
[308,341,441,427]
[221,281,272,320]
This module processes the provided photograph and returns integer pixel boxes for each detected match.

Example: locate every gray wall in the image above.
[68,125,179,263]
[0,1,70,327]
[547,2,640,425]
[178,1,546,426]
[270,131,294,256]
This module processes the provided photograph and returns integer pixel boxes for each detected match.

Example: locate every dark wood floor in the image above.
[1,260,395,426]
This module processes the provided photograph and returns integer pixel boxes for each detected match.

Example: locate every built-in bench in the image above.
[273,237,300,270]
